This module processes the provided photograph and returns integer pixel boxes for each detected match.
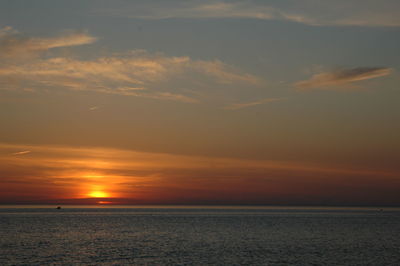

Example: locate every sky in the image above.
[0,0,399,206]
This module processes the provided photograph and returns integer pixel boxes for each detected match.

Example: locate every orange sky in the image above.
[1,143,399,206]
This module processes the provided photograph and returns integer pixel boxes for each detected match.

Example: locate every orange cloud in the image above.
[0,28,263,103]
[0,26,96,58]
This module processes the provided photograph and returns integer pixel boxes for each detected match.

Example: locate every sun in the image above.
[88,191,109,198]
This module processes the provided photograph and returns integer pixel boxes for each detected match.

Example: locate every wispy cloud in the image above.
[295,67,393,90]
[94,0,400,27]
[224,98,284,110]
[0,26,96,58]
[0,28,263,103]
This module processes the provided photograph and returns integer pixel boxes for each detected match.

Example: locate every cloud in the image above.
[94,1,310,24]
[0,26,96,58]
[94,0,400,27]
[224,98,284,110]
[191,59,261,85]
[295,67,393,90]
[0,28,263,103]
[0,26,16,37]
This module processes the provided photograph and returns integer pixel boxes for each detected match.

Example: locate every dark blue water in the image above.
[1,206,399,265]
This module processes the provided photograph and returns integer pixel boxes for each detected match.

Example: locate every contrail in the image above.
[12,150,31,156]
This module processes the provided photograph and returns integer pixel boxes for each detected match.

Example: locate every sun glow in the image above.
[88,191,109,198]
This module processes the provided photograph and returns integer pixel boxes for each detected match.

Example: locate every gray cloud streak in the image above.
[93,0,400,27]
[295,67,393,90]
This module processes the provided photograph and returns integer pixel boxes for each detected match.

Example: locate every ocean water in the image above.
[0,206,399,265]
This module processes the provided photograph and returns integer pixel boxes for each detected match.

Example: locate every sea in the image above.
[0,206,399,265]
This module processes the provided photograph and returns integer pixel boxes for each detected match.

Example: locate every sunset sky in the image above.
[1,0,399,206]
